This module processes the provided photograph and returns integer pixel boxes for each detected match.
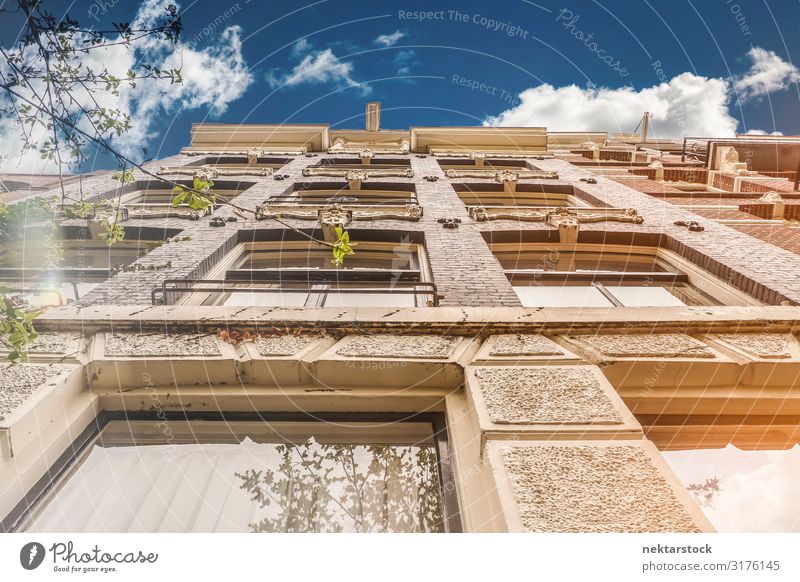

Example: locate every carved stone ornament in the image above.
[345,169,368,190]
[255,202,423,224]
[443,169,559,181]
[326,138,410,155]
[717,145,749,174]
[468,205,644,226]
[302,167,414,179]
[247,148,261,166]
[759,191,784,204]
[433,150,541,160]
[157,165,272,177]
[471,152,486,167]
[318,204,353,240]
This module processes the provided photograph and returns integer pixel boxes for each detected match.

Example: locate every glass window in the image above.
[0,239,161,305]
[182,240,435,307]
[514,285,613,307]
[16,416,454,533]
[605,285,687,307]
[490,244,724,307]
[662,445,800,532]
[271,186,416,207]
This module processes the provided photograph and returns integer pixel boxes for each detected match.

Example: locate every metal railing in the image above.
[152,279,441,306]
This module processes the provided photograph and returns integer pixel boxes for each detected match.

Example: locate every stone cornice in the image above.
[34,305,800,336]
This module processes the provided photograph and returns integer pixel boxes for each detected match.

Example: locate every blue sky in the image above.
[1,0,799,170]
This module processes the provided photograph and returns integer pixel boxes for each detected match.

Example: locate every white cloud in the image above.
[734,47,799,102]
[266,46,369,95]
[745,129,784,136]
[485,73,737,138]
[0,0,253,172]
[486,46,797,138]
[374,31,404,47]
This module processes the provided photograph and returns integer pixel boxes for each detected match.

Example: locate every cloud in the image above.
[266,42,369,95]
[374,31,404,47]
[734,47,799,102]
[394,50,417,76]
[486,46,798,138]
[485,73,738,138]
[745,129,784,136]
[0,0,253,173]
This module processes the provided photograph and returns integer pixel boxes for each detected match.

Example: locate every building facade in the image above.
[1,104,800,533]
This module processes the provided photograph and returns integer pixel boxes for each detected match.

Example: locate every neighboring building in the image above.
[1,104,800,533]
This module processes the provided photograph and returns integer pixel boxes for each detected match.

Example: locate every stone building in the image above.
[1,104,799,533]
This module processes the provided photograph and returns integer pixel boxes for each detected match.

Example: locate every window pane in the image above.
[496,250,668,272]
[322,291,417,308]
[662,445,800,532]
[22,420,446,533]
[605,285,687,307]
[514,285,614,307]
[222,291,309,307]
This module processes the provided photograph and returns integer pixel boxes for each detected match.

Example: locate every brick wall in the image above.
[22,150,800,307]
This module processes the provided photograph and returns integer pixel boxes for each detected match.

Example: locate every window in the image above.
[171,238,436,307]
[9,412,458,533]
[124,187,244,207]
[0,236,164,306]
[453,183,586,209]
[489,243,756,307]
[189,155,290,172]
[269,182,417,207]
[642,417,800,532]
[437,158,530,171]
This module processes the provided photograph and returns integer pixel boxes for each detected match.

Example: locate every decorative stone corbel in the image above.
[649,159,665,181]
[469,206,489,222]
[360,149,374,165]
[318,204,353,241]
[471,152,486,168]
[346,170,368,190]
[399,139,411,153]
[497,170,519,193]
[247,148,261,166]
[581,141,600,160]
[557,217,580,243]
[329,138,346,152]
[759,191,785,219]
[716,146,749,174]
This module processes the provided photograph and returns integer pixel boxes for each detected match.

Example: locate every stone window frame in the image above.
[2,410,462,533]
[436,157,533,171]
[488,242,760,307]
[270,180,418,207]
[309,157,412,170]
[452,182,591,209]
[185,154,293,171]
[178,238,436,307]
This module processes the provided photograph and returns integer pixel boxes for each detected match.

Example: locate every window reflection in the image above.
[21,419,449,533]
[662,444,800,532]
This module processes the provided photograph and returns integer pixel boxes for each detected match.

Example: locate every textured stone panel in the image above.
[255,335,317,356]
[0,364,54,421]
[716,333,794,359]
[501,444,701,532]
[26,333,73,354]
[474,367,622,424]
[104,333,221,357]
[489,334,564,356]
[336,335,461,358]
[579,334,714,358]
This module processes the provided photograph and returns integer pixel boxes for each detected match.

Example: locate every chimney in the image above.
[366,102,380,132]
